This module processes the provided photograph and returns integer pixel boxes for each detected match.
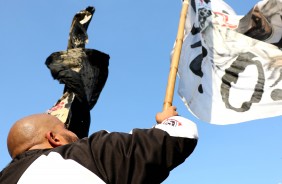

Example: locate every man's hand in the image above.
[155,106,178,124]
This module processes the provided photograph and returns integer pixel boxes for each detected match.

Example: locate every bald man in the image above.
[7,114,79,159]
[0,106,198,184]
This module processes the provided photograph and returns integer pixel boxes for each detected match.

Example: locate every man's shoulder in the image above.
[0,149,49,184]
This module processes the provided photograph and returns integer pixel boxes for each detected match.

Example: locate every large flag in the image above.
[177,0,282,124]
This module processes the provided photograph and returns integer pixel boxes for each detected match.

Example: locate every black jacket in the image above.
[0,116,198,184]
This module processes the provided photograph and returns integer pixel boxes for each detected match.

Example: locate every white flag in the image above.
[178,0,282,124]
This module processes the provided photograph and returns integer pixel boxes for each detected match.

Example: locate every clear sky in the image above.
[1,0,281,183]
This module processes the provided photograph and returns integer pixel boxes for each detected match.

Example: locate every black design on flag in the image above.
[221,52,265,112]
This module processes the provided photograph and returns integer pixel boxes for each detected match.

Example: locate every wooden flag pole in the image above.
[163,0,189,111]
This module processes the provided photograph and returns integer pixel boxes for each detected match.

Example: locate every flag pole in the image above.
[163,0,189,111]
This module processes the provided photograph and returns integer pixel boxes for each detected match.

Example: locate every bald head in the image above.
[7,114,78,158]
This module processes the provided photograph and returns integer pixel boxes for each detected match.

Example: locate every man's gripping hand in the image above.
[155,106,178,124]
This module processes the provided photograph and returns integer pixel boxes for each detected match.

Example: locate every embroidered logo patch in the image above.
[162,119,182,127]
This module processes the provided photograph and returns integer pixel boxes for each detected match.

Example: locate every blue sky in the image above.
[1,0,281,183]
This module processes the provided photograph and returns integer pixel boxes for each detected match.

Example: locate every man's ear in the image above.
[46,131,63,148]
